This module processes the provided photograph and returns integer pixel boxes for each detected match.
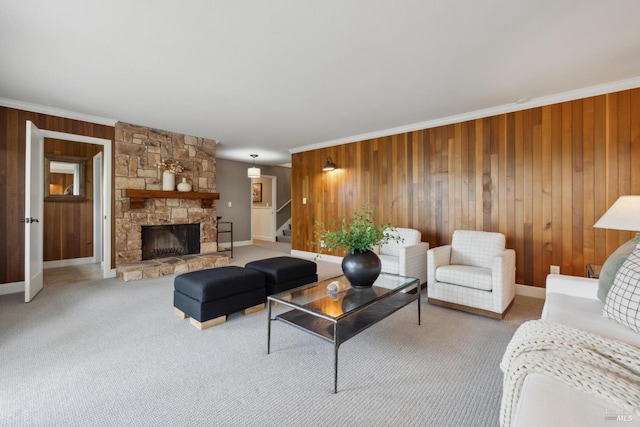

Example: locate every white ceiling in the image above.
[2,0,640,166]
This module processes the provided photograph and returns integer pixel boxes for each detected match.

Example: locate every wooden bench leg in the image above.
[243,303,265,315]
[174,308,188,319]
[190,316,226,330]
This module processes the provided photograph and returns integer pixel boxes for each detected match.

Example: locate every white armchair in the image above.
[427,230,515,319]
[378,228,429,284]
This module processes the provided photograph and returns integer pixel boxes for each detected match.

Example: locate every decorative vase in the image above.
[341,250,382,288]
[177,177,192,192]
[162,170,175,191]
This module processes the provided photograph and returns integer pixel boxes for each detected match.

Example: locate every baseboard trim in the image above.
[44,257,95,269]
[0,281,25,296]
[515,284,545,299]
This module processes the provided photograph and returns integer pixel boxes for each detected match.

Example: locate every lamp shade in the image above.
[593,195,640,231]
[247,154,260,178]
[322,156,336,171]
[247,167,261,178]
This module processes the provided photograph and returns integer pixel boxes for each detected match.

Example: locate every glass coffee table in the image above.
[267,274,421,393]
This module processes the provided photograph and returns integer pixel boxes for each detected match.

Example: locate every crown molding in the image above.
[289,76,640,154]
[0,97,117,127]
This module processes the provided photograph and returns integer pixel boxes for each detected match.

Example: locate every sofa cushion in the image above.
[602,243,640,333]
[597,234,640,302]
[435,265,492,291]
[449,230,505,269]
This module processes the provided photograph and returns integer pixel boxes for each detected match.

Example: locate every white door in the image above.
[24,121,45,302]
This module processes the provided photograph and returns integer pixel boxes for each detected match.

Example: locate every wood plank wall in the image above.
[44,138,102,262]
[0,106,114,284]
[292,88,640,288]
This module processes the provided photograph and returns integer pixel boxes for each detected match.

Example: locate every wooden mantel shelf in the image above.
[124,189,220,209]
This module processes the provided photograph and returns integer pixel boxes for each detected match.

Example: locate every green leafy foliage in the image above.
[315,207,403,254]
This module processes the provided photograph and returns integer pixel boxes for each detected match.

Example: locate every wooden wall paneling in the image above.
[605,93,619,255]
[540,106,553,281]
[560,102,573,274]
[532,109,543,287]
[550,103,564,273]
[617,92,633,249]
[571,101,585,276]
[582,97,596,264]
[290,88,640,287]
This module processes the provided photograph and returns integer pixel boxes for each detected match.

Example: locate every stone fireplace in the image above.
[114,122,229,281]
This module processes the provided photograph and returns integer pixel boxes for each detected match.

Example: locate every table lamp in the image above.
[593,195,640,301]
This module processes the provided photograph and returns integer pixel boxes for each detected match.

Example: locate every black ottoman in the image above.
[174,266,266,330]
[244,256,318,295]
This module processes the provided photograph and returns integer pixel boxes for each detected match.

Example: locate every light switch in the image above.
[228,201,232,207]
[302,197,307,204]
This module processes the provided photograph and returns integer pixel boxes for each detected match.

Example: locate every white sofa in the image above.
[507,274,640,427]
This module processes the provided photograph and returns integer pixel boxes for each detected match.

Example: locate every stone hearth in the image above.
[116,253,229,282]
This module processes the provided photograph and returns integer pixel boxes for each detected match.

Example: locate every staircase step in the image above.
[283,229,291,236]
[276,235,292,243]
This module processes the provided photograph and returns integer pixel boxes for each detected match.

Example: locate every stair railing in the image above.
[276,199,291,213]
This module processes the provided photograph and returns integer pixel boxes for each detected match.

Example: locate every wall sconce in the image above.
[247,154,261,178]
[322,156,336,172]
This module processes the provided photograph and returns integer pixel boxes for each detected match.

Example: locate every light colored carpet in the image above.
[0,243,543,427]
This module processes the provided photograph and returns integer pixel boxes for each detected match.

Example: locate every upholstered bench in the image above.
[174,266,266,330]
[244,256,318,295]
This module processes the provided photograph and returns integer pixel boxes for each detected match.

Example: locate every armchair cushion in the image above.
[435,265,492,291]
[450,230,506,269]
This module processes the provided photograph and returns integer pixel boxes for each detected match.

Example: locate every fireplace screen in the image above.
[141,224,200,260]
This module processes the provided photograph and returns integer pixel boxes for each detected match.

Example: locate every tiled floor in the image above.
[43,263,104,286]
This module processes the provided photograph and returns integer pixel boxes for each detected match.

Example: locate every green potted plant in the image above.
[315,207,403,287]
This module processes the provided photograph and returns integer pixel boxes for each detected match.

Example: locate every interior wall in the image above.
[292,88,640,288]
[0,106,115,285]
[44,138,103,261]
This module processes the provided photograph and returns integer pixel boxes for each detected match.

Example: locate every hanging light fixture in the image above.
[247,154,261,178]
[322,156,336,171]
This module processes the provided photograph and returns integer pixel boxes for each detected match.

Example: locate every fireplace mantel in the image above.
[125,189,220,209]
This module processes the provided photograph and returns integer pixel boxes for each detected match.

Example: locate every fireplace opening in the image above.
[141,224,200,261]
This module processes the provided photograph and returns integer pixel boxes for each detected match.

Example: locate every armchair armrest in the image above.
[427,245,451,285]
[545,274,598,300]
[491,249,516,311]
[397,242,429,284]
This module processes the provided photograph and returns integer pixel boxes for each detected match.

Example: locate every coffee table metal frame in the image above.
[267,274,421,393]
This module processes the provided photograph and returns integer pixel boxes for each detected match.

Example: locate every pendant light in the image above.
[247,154,261,178]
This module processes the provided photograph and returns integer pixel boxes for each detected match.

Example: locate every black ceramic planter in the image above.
[341,250,382,288]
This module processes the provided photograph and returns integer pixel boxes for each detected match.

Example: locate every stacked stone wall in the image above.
[114,122,218,265]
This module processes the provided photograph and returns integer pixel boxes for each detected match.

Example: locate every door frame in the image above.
[39,130,113,278]
[250,175,277,242]
[93,151,103,265]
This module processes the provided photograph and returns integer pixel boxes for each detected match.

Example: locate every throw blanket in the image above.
[500,320,640,427]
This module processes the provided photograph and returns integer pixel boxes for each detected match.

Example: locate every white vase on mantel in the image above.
[162,170,175,191]
[177,177,192,192]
